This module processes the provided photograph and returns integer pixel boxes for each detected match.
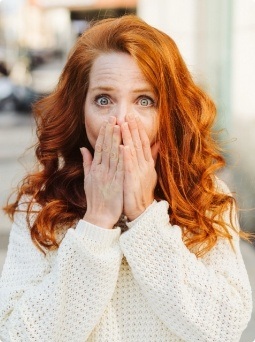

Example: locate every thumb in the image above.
[80,147,92,177]
[151,141,160,164]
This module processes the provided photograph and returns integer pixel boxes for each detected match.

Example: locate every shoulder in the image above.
[13,195,41,228]
[13,196,74,247]
[213,176,233,196]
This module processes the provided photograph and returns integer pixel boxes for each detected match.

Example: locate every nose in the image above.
[115,102,131,126]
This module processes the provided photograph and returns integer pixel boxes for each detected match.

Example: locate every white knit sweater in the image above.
[0,185,252,341]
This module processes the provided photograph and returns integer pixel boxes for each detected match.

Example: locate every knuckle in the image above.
[142,140,150,148]
[134,140,141,150]
[117,161,123,170]
[110,151,118,160]
[103,144,109,152]
[91,165,97,172]
[95,143,102,153]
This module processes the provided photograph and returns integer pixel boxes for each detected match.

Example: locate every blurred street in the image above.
[0,110,254,341]
[0,111,35,268]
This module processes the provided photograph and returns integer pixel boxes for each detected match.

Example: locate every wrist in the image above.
[126,200,157,228]
[126,211,142,222]
[83,213,116,229]
[126,199,155,222]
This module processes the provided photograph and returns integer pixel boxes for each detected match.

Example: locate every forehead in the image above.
[88,52,151,88]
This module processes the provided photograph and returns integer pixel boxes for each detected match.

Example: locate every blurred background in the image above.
[0,0,254,340]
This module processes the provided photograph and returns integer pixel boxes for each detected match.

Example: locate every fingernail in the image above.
[108,116,116,124]
[122,122,129,129]
[127,113,134,120]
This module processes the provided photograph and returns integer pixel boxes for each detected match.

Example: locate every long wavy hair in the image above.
[4,15,247,256]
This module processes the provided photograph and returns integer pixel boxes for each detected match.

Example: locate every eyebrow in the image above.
[90,86,154,93]
[90,86,115,92]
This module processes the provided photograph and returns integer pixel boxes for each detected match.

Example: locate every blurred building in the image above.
[0,0,254,119]
[0,0,137,91]
[1,0,253,121]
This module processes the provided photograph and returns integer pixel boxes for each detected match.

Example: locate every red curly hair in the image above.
[4,15,246,256]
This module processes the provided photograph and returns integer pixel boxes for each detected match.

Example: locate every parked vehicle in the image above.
[0,49,61,113]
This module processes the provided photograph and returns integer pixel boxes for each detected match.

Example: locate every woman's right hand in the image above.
[80,116,124,229]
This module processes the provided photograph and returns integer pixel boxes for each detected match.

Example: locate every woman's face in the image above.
[84,52,158,148]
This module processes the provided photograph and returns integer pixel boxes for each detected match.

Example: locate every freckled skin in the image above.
[84,52,158,148]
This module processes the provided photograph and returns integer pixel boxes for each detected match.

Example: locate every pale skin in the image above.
[80,52,160,229]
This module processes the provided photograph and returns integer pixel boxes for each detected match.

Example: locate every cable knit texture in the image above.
[0,182,252,342]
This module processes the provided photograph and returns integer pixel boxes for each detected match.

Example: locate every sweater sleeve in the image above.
[119,200,253,342]
[0,210,123,341]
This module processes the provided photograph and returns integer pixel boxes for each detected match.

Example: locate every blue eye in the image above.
[95,95,110,106]
[138,96,154,107]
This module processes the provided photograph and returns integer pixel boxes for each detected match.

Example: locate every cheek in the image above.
[84,99,102,149]
[139,112,158,144]
[84,115,101,149]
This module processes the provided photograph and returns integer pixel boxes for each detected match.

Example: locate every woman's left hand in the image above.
[121,114,160,221]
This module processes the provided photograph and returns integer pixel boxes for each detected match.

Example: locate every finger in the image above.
[123,145,134,172]
[102,116,116,167]
[80,147,92,177]
[92,122,106,166]
[125,114,144,162]
[115,145,124,182]
[121,122,137,162]
[109,125,121,172]
[117,145,124,172]
[136,116,154,162]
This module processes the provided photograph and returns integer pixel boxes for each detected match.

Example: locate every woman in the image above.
[0,15,252,342]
